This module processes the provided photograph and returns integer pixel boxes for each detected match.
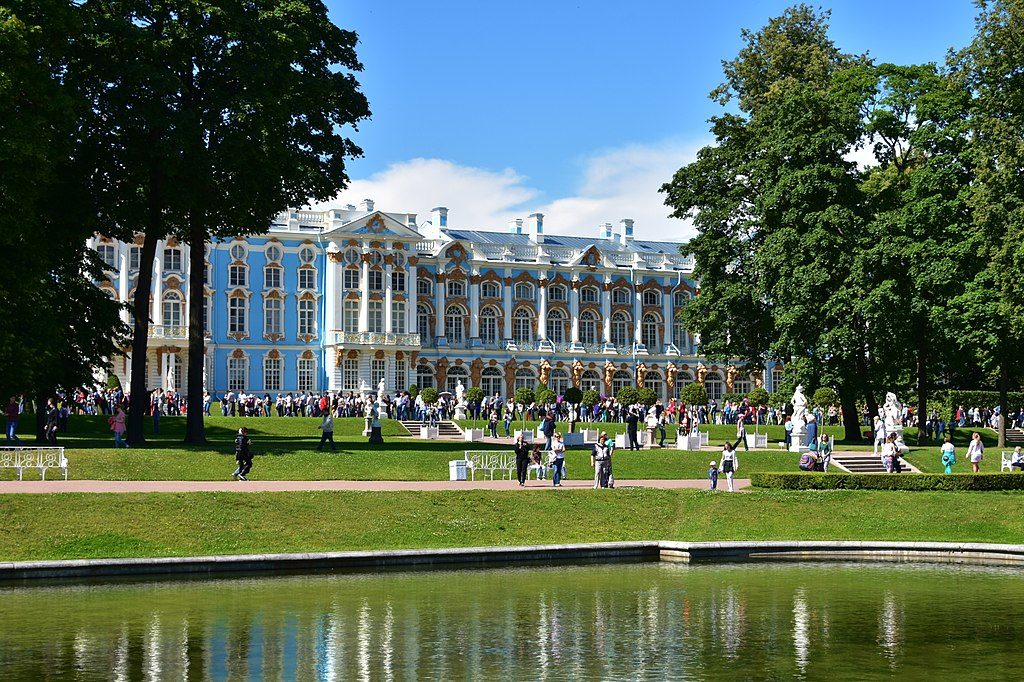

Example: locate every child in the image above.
[708,460,719,490]
[940,436,956,474]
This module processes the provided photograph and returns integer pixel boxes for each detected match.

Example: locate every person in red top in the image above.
[6,396,22,444]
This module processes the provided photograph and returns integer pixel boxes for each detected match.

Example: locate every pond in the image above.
[1,561,1021,679]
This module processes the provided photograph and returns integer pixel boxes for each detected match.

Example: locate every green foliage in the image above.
[420,388,438,405]
[464,387,484,404]
[563,387,584,405]
[721,392,744,405]
[747,387,770,407]
[945,391,1024,419]
[678,383,708,406]
[636,387,658,406]
[536,389,557,406]
[514,387,535,406]
[582,389,601,407]
[616,387,640,406]
[751,472,1024,492]
[812,388,838,408]
[105,374,121,390]
[407,384,419,399]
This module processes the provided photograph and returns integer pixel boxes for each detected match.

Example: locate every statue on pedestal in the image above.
[453,379,467,420]
[358,379,370,397]
[882,391,910,454]
[789,384,809,452]
[377,378,386,406]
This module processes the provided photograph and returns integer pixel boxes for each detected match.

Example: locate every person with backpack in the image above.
[232,427,253,481]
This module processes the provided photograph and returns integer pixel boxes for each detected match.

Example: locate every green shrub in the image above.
[637,387,658,406]
[563,387,584,404]
[514,387,535,406]
[105,374,121,390]
[813,387,838,408]
[582,389,601,407]
[721,392,744,405]
[747,386,769,407]
[536,389,557,405]
[750,472,1024,492]
[420,387,438,405]
[616,386,640,406]
[464,387,484,404]
[407,384,419,399]
[678,382,708,406]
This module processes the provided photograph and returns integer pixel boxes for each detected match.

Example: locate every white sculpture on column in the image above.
[882,391,910,454]
[789,384,808,452]
[453,379,467,420]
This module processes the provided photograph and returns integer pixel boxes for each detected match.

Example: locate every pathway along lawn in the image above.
[0,488,1022,562]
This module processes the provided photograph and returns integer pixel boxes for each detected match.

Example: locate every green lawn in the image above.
[1,487,1023,562]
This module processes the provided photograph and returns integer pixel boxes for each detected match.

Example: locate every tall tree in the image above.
[955,0,1024,446]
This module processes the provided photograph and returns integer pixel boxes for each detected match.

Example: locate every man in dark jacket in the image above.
[625,408,640,450]
[541,412,556,450]
[233,427,253,480]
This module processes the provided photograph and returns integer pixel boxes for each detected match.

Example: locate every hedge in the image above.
[945,391,1024,420]
[750,472,1024,492]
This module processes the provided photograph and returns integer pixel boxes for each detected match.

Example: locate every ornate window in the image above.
[581,369,601,393]
[418,278,433,297]
[445,304,465,344]
[416,364,435,389]
[675,372,694,400]
[581,286,599,303]
[228,295,247,335]
[393,253,406,268]
[263,356,282,391]
[513,308,534,346]
[298,299,316,337]
[548,284,566,302]
[368,301,384,333]
[613,370,633,395]
[129,246,142,271]
[705,371,724,401]
[546,308,566,343]
[298,267,316,290]
[369,270,384,291]
[514,282,534,300]
[264,265,282,289]
[645,371,664,400]
[343,358,359,391]
[481,281,501,299]
[343,268,359,290]
[446,279,465,298]
[229,264,248,287]
[549,368,570,395]
[203,296,210,331]
[674,290,691,307]
[371,358,386,390]
[343,249,360,266]
[391,270,406,292]
[227,354,247,391]
[674,318,689,353]
[514,367,536,391]
[264,244,283,262]
[611,311,631,348]
[162,291,183,327]
[163,246,182,272]
[771,367,784,392]
[97,244,116,269]
[641,312,660,349]
[612,287,630,305]
[395,357,407,390]
[734,374,753,396]
[368,251,383,266]
[299,247,316,264]
[580,310,598,345]
[263,298,283,336]
[417,303,431,340]
[643,289,661,306]
[481,367,503,396]
[343,300,359,333]
[391,301,406,334]
[480,306,500,345]
[446,365,469,394]
[298,358,316,392]
[230,244,247,261]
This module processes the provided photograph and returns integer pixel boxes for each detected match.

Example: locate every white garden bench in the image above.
[0,447,68,480]
[1001,451,1021,473]
[464,450,515,480]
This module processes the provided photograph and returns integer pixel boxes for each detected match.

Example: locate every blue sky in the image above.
[322,1,978,239]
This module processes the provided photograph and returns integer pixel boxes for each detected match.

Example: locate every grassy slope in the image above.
[1,488,1022,562]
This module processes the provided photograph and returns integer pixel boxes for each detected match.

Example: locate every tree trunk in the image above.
[127,233,159,445]
[855,339,879,424]
[184,221,207,444]
[839,389,860,442]
[916,343,927,446]
[34,394,47,443]
[998,359,1008,448]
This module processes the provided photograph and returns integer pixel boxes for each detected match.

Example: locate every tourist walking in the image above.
[541,412,556,451]
[940,436,956,474]
[818,434,833,472]
[720,442,739,492]
[232,427,253,480]
[967,432,984,473]
[503,409,513,438]
[488,409,499,439]
[736,416,748,451]
[873,416,886,457]
[626,408,640,450]
[514,434,531,487]
[592,434,612,488]
[317,412,336,451]
[708,460,719,490]
[44,398,60,445]
[110,405,128,448]
[550,432,566,487]
[6,396,22,444]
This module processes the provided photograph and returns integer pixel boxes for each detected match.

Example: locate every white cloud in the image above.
[316,138,704,242]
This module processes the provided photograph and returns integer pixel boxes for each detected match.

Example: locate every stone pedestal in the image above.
[645,427,661,448]
[363,417,372,437]
[789,432,808,453]
[454,402,467,420]
[368,426,384,445]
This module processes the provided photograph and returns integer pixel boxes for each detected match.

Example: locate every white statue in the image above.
[882,392,910,453]
[377,378,386,406]
[790,385,808,436]
[358,379,370,396]
[455,379,465,403]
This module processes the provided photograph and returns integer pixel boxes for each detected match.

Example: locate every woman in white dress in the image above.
[967,432,984,473]
[720,442,740,492]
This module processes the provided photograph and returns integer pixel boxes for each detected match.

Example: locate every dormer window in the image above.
[481,281,501,299]
[446,279,465,298]
[581,286,599,303]
[514,282,534,300]
[548,284,566,302]
[612,287,630,305]
[642,289,661,306]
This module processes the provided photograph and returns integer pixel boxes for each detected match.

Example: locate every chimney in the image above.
[618,218,634,242]
[600,222,613,240]
[525,212,544,243]
[431,206,448,228]
[508,218,523,235]
[344,203,356,211]
[359,199,374,212]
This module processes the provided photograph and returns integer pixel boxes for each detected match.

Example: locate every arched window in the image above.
[579,310,598,345]
[546,308,566,343]
[264,244,283,262]
[581,286,599,304]
[298,246,316,264]
[611,311,631,348]
[514,282,533,300]
[417,303,432,341]
[515,367,536,391]
[481,281,500,299]
[230,243,247,261]
[642,289,661,306]
[548,285,566,302]
[481,367,503,396]
[581,369,601,393]
[446,365,469,394]
[734,374,753,396]
[162,291,183,328]
[674,318,689,353]
[417,278,433,297]
[343,249,361,266]
[416,364,435,389]
[674,290,691,308]
[446,279,465,298]
[513,308,534,346]
[444,305,465,344]
[612,370,633,395]
[367,251,383,267]
[480,306,500,345]
[675,371,694,400]
[641,312,661,349]
[549,368,570,395]
[612,287,630,305]
[645,371,664,401]
[705,371,724,401]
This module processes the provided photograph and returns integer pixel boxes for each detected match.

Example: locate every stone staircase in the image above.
[398,420,465,440]
[830,451,920,474]
[1005,427,1024,444]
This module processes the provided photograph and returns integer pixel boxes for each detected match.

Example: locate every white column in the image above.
[118,246,130,324]
[384,260,394,333]
[181,243,191,323]
[502,269,513,342]
[324,246,338,336]
[569,278,580,344]
[537,277,548,340]
[469,271,480,344]
[152,241,163,324]
[633,281,643,346]
[602,278,612,346]
[358,253,369,332]
[406,261,417,340]
[434,272,446,344]
[662,282,674,351]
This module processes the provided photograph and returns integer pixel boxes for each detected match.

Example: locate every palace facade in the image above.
[90,201,782,400]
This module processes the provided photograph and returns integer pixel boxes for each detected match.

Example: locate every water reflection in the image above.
[1,562,1023,680]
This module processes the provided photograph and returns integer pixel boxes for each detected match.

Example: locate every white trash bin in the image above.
[449,460,468,481]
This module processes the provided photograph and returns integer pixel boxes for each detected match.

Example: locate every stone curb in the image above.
[2,540,1023,582]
